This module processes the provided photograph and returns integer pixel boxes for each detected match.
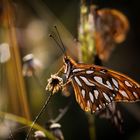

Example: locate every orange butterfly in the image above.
[50,26,140,113]
[63,55,140,113]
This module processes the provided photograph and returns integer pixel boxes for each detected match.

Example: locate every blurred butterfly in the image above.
[50,26,140,113]
[95,8,129,61]
[97,102,123,131]
[79,5,129,62]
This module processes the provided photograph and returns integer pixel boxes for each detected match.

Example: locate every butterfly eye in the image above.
[63,57,69,64]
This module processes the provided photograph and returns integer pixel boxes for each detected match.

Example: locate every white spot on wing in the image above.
[106,81,113,90]
[99,105,102,109]
[110,97,113,100]
[96,107,99,111]
[113,94,116,97]
[133,92,139,99]
[74,76,82,87]
[87,100,90,108]
[106,103,109,105]
[86,70,94,74]
[73,68,83,73]
[100,70,106,74]
[81,89,86,98]
[80,76,95,86]
[94,76,113,90]
[94,90,99,99]
[112,78,119,88]
[125,81,132,87]
[120,90,129,98]
[89,92,94,103]
[103,92,111,102]
[94,76,103,84]
[115,88,118,91]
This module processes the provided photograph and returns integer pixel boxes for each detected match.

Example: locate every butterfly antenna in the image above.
[25,93,53,140]
[54,26,66,53]
[49,34,65,55]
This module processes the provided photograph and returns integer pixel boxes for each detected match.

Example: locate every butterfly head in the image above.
[63,55,77,79]
[49,26,77,79]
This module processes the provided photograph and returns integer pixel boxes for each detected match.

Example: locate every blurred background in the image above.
[0,0,140,140]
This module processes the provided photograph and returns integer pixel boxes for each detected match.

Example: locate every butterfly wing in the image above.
[95,9,129,61]
[71,65,140,113]
[97,102,123,132]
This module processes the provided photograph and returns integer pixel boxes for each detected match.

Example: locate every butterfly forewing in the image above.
[70,64,140,113]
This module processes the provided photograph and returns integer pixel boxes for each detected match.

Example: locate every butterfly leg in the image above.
[62,80,71,88]
[56,66,64,76]
[61,80,72,97]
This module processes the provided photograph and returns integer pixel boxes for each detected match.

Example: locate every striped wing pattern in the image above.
[71,65,140,113]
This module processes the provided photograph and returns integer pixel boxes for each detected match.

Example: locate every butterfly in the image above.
[63,55,140,113]
[49,26,140,114]
[95,8,129,61]
[97,102,123,131]
[79,5,129,62]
